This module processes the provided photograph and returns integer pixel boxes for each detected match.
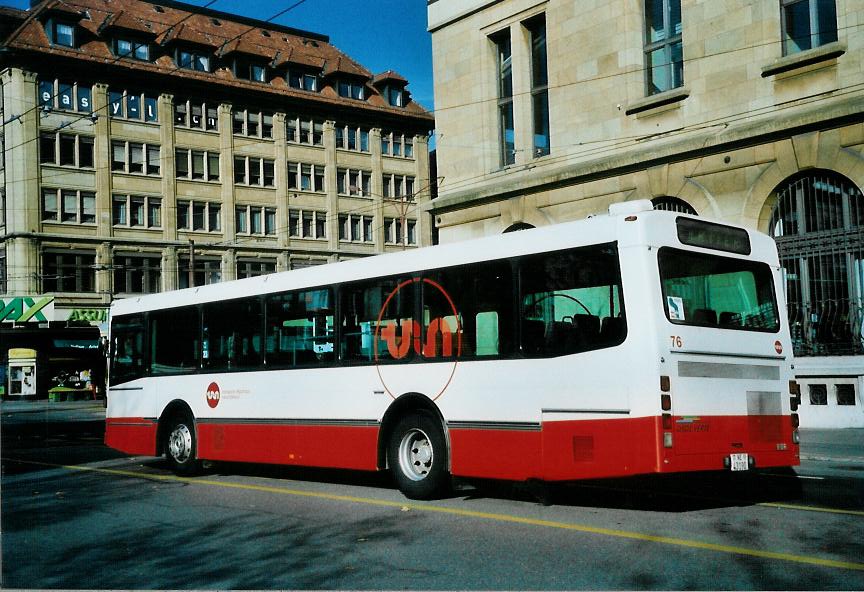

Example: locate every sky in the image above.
[4,0,435,111]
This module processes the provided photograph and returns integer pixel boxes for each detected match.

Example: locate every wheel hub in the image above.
[398,428,433,481]
[168,423,192,463]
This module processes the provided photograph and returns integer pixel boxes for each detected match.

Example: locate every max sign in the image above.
[0,296,55,322]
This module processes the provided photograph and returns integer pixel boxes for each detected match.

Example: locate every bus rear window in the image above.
[659,248,779,332]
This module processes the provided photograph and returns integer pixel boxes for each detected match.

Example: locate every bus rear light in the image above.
[661,394,671,411]
[792,429,800,444]
[791,413,799,429]
[660,375,670,392]
[662,413,673,429]
[663,432,673,448]
[790,396,799,412]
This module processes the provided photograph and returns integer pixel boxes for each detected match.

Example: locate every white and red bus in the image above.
[105,200,800,499]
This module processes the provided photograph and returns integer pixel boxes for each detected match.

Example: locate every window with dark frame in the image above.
[492,29,515,167]
[781,0,838,55]
[113,254,162,294]
[42,250,96,293]
[45,19,76,48]
[809,383,828,405]
[114,37,150,61]
[644,0,683,95]
[836,383,856,405]
[41,189,95,224]
[526,15,550,158]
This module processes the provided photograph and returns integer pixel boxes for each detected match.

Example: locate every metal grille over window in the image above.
[652,196,697,215]
[770,171,864,356]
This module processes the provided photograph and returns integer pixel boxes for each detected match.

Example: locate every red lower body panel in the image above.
[104,414,798,480]
[450,415,798,481]
[105,418,158,456]
[196,423,379,471]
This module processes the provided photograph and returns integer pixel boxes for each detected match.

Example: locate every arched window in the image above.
[503,222,534,233]
[769,170,864,355]
[651,196,697,215]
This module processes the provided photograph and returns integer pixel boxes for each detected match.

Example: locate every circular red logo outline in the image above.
[372,277,462,401]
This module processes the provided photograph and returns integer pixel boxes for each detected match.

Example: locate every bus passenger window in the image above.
[150,307,200,375]
[202,298,263,371]
[519,243,626,357]
[425,260,513,359]
[265,289,334,367]
[340,278,416,363]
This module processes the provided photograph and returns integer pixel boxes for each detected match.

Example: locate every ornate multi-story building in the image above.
[428,0,863,427]
[0,0,432,398]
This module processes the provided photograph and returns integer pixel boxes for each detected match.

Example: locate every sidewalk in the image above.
[798,428,864,464]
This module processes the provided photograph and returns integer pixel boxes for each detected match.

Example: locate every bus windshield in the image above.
[659,247,779,332]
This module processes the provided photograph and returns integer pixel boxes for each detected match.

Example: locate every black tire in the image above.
[387,411,450,500]
[163,411,202,476]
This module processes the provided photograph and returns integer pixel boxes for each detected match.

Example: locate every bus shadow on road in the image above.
[461,469,805,512]
[156,458,805,510]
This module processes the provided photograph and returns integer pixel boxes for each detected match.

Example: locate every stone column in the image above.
[158,93,177,241]
[92,83,112,237]
[273,112,289,248]
[370,128,385,250]
[219,103,236,239]
[221,248,236,282]
[1,68,40,293]
[323,120,339,251]
[161,246,178,292]
[95,241,112,303]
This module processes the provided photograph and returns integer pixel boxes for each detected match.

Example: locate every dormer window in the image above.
[177,48,210,72]
[114,37,150,61]
[385,86,404,107]
[338,80,365,100]
[287,69,318,91]
[45,19,76,48]
[234,58,267,83]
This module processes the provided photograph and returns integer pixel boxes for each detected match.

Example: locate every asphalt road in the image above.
[2,402,863,589]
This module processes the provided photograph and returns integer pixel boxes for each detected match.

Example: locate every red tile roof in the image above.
[3,0,433,121]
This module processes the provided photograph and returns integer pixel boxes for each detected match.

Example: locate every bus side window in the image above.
[426,260,513,359]
[340,278,416,363]
[519,243,625,357]
[150,306,200,375]
[202,298,263,371]
[265,289,334,367]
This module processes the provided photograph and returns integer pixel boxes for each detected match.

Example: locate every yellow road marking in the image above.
[758,502,864,517]
[6,457,864,571]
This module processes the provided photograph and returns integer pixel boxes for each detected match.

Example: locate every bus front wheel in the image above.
[388,412,449,500]
[164,412,202,476]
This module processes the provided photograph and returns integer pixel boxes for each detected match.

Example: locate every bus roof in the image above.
[109,208,777,316]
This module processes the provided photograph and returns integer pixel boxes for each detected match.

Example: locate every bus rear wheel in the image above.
[388,412,449,500]
[164,412,202,476]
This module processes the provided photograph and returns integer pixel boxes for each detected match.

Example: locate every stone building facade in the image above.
[0,0,432,398]
[428,0,864,427]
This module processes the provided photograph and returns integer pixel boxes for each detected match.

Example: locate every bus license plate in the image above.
[730,453,749,471]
